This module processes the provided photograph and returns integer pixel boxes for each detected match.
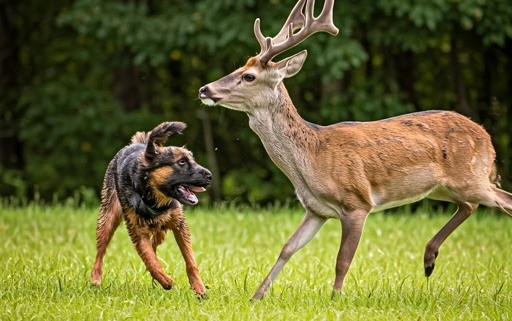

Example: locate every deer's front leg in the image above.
[332,209,369,299]
[252,210,327,300]
[171,219,206,297]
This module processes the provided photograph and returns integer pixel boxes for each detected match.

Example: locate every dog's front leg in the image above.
[127,224,174,290]
[171,219,206,297]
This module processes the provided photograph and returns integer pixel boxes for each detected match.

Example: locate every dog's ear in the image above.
[145,122,187,161]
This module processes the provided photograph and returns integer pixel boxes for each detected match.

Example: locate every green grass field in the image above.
[0,203,510,320]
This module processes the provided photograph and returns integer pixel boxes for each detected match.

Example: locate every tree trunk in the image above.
[395,51,418,109]
[111,58,143,112]
[450,25,476,120]
[198,109,221,202]
[0,0,23,170]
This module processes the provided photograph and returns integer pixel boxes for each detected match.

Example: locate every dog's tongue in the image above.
[189,186,206,193]
[178,186,206,205]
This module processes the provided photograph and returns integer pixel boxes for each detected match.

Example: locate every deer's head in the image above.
[198,0,339,113]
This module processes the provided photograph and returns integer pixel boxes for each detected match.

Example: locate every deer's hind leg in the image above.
[423,201,478,277]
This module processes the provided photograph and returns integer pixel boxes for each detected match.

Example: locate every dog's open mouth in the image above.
[176,185,206,206]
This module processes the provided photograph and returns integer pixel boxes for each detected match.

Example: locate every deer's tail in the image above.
[493,187,512,217]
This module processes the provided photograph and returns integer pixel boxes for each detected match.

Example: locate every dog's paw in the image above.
[194,286,207,300]
[162,282,173,290]
[162,278,174,290]
[91,271,102,287]
[191,282,207,298]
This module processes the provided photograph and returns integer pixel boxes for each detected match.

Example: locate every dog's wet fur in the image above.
[91,121,211,296]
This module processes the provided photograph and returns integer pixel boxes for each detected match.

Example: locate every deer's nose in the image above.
[198,86,208,97]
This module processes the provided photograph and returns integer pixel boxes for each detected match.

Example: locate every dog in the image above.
[90,121,211,297]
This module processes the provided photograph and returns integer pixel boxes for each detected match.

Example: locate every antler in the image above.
[254,0,339,64]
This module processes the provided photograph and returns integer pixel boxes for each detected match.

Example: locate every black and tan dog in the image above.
[91,121,211,296]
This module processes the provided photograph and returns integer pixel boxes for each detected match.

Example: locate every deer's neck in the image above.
[247,82,320,177]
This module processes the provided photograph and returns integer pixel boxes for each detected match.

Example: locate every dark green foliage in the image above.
[1,0,511,205]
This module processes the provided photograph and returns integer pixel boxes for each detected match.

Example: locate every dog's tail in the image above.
[132,122,187,161]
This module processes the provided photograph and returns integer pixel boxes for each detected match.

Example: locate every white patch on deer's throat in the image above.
[200,98,216,106]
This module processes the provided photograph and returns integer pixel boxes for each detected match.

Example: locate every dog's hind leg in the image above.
[91,185,123,286]
[171,218,206,297]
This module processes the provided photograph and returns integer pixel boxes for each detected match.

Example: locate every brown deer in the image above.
[198,0,512,299]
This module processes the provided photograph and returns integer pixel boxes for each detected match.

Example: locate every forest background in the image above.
[1,0,512,206]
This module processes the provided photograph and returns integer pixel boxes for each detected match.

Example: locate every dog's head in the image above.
[136,122,212,206]
[143,147,211,206]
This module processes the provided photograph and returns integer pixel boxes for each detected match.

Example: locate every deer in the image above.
[198,0,512,300]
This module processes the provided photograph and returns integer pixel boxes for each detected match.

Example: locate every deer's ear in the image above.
[275,50,308,79]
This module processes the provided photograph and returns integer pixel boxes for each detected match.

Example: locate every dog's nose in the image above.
[198,86,208,98]
[204,169,212,182]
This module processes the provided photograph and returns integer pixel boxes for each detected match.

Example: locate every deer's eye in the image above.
[243,74,256,82]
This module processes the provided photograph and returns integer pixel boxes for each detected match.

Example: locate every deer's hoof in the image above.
[425,263,435,277]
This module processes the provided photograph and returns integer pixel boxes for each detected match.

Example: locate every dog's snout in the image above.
[204,169,212,183]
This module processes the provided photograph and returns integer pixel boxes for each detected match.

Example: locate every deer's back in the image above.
[306,110,497,213]
[321,110,494,169]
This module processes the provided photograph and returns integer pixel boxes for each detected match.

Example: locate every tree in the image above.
[1,0,511,205]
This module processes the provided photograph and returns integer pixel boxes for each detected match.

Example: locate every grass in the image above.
[0,203,511,320]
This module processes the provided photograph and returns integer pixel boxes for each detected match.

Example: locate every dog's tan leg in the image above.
[91,186,123,286]
[126,219,174,290]
[171,218,206,297]
[152,230,166,253]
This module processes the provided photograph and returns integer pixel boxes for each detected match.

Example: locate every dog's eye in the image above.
[178,159,187,166]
